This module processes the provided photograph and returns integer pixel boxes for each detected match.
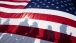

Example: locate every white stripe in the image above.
[0,7,24,13]
[0,33,54,43]
[24,8,76,21]
[0,18,76,37]
[0,8,76,21]
[0,1,28,6]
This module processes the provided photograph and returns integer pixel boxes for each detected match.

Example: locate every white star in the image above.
[40,2,42,3]
[48,2,50,3]
[56,7,59,9]
[65,4,68,6]
[46,6,49,8]
[51,4,54,5]
[32,2,35,3]
[61,5,64,7]
[29,5,31,7]
[70,8,72,10]
[66,9,69,11]
[43,3,45,5]
[56,2,59,4]
[61,1,63,3]
[37,5,40,7]
[37,0,39,1]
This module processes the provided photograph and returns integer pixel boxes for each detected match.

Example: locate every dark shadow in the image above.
[70,32,72,36]
[0,18,2,24]
[47,25,54,41]
[0,18,2,27]
[0,19,2,36]
[58,23,72,43]
[60,23,67,34]
[3,19,10,24]
[18,19,29,26]
[16,18,29,35]
[0,19,10,32]
[29,22,39,37]
[72,0,76,8]
[40,25,54,43]
[27,22,39,43]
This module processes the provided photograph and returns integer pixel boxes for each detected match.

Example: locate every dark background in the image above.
[72,0,76,8]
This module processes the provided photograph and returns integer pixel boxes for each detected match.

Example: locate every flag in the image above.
[0,0,76,43]
[0,0,29,18]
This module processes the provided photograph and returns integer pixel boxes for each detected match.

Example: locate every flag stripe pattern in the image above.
[0,18,76,36]
[0,12,25,18]
[0,18,76,43]
[0,4,25,9]
[0,12,76,28]
[0,1,28,6]
[0,0,29,18]
[0,0,30,2]
[0,8,76,21]
[0,25,76,43]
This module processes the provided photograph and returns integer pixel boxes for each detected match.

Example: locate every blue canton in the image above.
[26,0,76,16]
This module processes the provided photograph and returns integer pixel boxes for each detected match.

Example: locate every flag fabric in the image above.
[0,0,29,18]
[0,0,76,43]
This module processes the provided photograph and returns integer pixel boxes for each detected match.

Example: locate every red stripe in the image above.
[0,25,76,43]
[0,0,30,3]
[0,12,76,28]
[0,12,25,18]
[0,4,25,9]
[26,13,76,28]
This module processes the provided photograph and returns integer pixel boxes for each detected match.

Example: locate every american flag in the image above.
[0,0,76,43]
